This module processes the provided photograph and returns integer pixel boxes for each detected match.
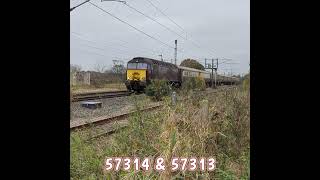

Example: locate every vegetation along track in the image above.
[70,102,163,137]
[72,90,132,102]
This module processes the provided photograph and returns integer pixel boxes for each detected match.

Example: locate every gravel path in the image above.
[70,94,150,121]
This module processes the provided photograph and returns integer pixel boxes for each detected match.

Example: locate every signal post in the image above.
[204,58,218,88]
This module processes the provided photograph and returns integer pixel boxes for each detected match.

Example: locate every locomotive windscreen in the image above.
[127,63,148,69]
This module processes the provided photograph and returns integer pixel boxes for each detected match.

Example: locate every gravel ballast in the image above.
[70,94,150,121]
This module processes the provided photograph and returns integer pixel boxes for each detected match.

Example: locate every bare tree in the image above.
[110,60,126,83]
[70,64,82,73]
[93,63,107,73]
[70,64,82,87]
[112,60,126,74]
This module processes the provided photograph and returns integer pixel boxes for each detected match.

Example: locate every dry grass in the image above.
[70,86,250,179]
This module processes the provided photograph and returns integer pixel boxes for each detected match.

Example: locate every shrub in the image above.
[242,77,250,91]
[145,79,172,101]
[241,73,250,92]
[195,77,206,90]
[182,77,206,91]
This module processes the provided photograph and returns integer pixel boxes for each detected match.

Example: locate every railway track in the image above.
[70,86,235,137]
[72,90,132,102]
[70,102,163,137]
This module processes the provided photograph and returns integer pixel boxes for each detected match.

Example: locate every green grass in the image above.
[70,131,105,179]
[71,86,250,179]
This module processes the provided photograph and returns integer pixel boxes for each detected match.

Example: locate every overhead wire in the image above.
[71,31,170,58]
[71,47,109,58]
[123,1,214,59]
[71,47,133,62]
[88,1,196,62]
[89,1,176,50]
[144,0,185,33]
[71,33,136,56]
[71,31,171,60]
[143,0,217,57]
[72,1,238,70]
[123,3,188,41]
[71,1,210,62]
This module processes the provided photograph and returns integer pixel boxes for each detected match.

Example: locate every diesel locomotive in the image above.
[125,57,239,91]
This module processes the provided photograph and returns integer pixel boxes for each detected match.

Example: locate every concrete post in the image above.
[171,91,177,106]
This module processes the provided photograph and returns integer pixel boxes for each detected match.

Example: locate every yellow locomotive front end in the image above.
[126,69,146,81]
[125,61,148,92]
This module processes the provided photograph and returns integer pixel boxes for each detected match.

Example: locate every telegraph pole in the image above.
[174,40,177,65]
[205,58,218,88]
[159,54,163,61]
[211,59,214,88]
[215,58,218,87]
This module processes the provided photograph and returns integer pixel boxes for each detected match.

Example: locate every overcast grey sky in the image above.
[70,0,249,75]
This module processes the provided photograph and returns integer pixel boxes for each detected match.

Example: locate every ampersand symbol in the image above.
[155,157,165,171]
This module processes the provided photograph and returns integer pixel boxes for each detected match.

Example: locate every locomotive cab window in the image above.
[137,63,148,69]
[127,63,148,69]
[127,63,137,69]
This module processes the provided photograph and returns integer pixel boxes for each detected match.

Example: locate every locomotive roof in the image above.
[177,65,210,74]
[128,57,177,67]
